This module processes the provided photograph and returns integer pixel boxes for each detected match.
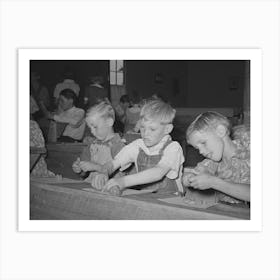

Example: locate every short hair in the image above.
[140,99,176,124]
[59,88,77,104]
[186,111,231,140]
[86,101,115,122]
[120,94,130,104]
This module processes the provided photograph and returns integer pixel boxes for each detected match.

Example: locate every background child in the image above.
[72,101,125,189]
[46,89,85,142]
[83,75,108,109]
[94,99,185,196]
[182,111,250,202]
[113,94,131,134]
[53,70,80,106]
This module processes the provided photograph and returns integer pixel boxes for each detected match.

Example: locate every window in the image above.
[110,60,124,85]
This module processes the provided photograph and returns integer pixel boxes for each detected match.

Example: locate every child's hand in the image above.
[182,168,199,186]
[79,161,98,172]
[182,172,196,186]
[91,173,108,190]
[102,178,124,196]
[188,174,217,190]
[72,157,82,173]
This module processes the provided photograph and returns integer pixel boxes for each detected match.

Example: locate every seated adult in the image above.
[53,71,80,106]
[46,89,86,142]
[83,76,108,109]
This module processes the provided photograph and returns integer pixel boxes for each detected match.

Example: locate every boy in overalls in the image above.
[97,99,185,196]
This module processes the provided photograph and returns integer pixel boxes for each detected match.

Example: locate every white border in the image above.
[19,49,262,231]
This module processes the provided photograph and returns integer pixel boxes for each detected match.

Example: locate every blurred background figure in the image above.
[83,75,108,109]
[114,94,131,133]
[46,89,86,143]
[30,71,51,138]
[53,69,80,109]
[30,97,56,178]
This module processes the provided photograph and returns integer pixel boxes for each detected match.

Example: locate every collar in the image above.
[143,135,171,154]
[92,133,119,145]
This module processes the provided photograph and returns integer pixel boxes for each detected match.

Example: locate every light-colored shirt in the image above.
[53,79,80,99]
[53,106,85,140]
[115,135,185,186]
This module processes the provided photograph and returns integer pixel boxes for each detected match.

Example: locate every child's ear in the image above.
[106,118,114,127]
[106,118,115,126]
[165,124,173,135]
[216,124,227,137]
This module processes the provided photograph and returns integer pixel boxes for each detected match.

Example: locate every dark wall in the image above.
[125,60,246,108]
[125,60,188,105]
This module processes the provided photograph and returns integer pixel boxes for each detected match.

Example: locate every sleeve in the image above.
[158,142,185,179]
[231,152,250,184]
[194,159,219,175]
[80,145,91,161]
[110,138,126,159]
[114,139,140,168]
[54,109,85,126]
[232,125,250,150]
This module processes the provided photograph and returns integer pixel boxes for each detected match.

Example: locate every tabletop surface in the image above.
[30,178,250,220]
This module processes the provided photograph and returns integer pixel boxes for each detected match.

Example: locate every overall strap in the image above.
[158,138,173,154]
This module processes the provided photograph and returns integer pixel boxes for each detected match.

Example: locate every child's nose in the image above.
[199,147,205,155]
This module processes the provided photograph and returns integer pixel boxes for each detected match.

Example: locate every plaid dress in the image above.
[194,126,250,202]
[30,120,55,177]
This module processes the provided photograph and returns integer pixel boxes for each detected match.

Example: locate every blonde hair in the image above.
[186,111,231,140]
[140,99,176,124]
[86,101,115,122]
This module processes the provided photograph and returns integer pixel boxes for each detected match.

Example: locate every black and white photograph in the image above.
[28,58,251,221]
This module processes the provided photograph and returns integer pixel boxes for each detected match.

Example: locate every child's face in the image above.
[58,96,73,111]
[120,102,129,110]
[140,119,171,148]
[188,129,224,161]
[86,115,113,141]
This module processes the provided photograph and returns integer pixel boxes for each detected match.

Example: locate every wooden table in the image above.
[30,179,250,220]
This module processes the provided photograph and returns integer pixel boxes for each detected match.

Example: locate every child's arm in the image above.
[103,163,171,191]
[78,158,121,174]
[188,174,250,202]
[53,110,84,126]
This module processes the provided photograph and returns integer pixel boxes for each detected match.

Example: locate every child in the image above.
[114,94,131,124]
[182,111,250,202]
[53,70,80,105]
[72,101,125,189]
[46,89,85,142]
[92,99,185,196]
